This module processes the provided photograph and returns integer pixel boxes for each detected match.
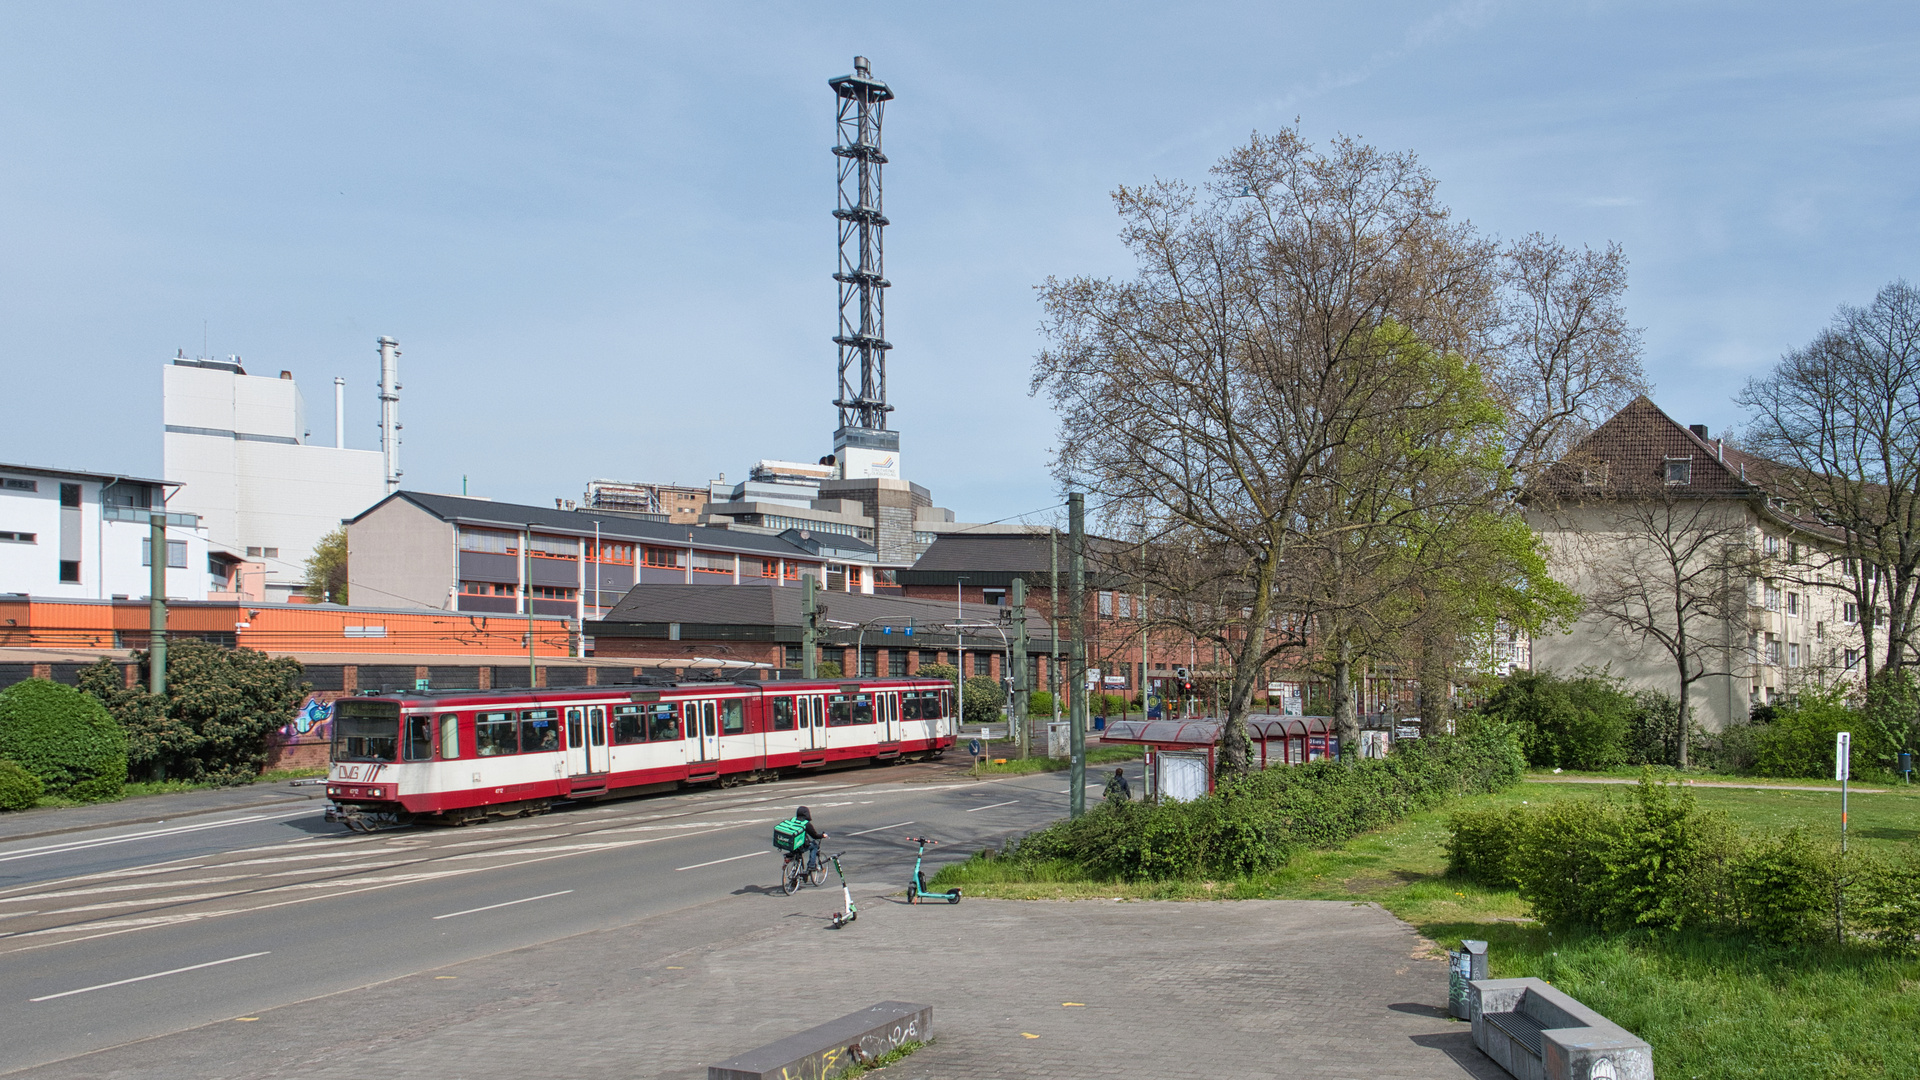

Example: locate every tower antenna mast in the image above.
[829,56,894,437]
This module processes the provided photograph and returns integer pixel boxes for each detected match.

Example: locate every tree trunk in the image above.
[1417,637,1452,735]
[1331,634,1359,762]
[1675,678,1691,768]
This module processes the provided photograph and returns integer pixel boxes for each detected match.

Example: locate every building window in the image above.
[1664,458,1692,486]
[263,547,278,559]
[1846,648,1861,670]
[141,538,188,568]
[784,645,804,668]
[0,531,35,543]
[919,650,939,668]
[858,650,877,677]
[691,551,733,574]
[1788,541,1800,564]
[246,546,262,556]
[59,483,81,508]
[1764,534,1781,556]
[888,651,907,676]
[982,588,1007,607]
[1787,642,1800,668]
[1843,602,1859,624]
[973,652,991,676]
[459,528,513,554]
[1098,591,1113,616]
[1766,636,1781,666]
[2,477,36,491]
[1764,585,1781,611]
[1580,464,1609,486]
[1786,593,1800,617]
[529,585,575,600]
[643,546,685,569]
[59,560,80,583]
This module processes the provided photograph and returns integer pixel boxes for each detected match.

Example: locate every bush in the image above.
[1623,690,1686,767]
[1727,828,1834,943]
[1507,796,1622,928]
[1027,690,1055,717]
[962,675,1002,724]
[0,759,43,811]
[1000,725,1525,881]
[1751,683,1878,778]
[1445,805,1526,888]
[1596,778,1735,932]
[1474,668,1633,770]
[0,678,128,801]
[79,643,308,784]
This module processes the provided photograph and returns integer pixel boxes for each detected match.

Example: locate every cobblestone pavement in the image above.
[13,888,1505,1080]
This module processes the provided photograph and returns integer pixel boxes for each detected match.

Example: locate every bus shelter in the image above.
[1101,715,1339,800]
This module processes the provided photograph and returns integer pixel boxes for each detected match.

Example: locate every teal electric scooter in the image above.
[826,852,857,929]
[905,836,962,904]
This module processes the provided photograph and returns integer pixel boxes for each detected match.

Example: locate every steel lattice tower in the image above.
[829,56,894,434]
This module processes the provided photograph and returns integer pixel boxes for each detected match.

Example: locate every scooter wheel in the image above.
[907,892,917,905]
[948,890,962,904]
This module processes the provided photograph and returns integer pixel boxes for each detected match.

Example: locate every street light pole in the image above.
[1069,492,1087,818]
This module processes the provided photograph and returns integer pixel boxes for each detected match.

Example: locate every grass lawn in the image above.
[932,779,1920,1078]
[969,745,1142,776]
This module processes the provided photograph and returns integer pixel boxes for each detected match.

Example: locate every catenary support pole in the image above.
[1012,577,1029,757]
[1069,493,1087,818]
[148,511,167,698]
[801,573,819,679]
[525,526,537,689]
[1050,528,1061,729]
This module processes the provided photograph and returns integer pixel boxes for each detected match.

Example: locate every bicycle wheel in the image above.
[809,860,828,887]
[781,856,802,895]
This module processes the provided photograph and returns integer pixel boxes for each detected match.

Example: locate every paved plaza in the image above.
[14,881,1506,1080]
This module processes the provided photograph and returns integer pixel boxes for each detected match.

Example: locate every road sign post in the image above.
[1838,731,1851,854]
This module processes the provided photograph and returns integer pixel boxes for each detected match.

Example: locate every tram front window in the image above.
[334,700,400,762]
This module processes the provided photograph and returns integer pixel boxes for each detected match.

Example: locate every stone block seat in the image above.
[1469,977,1653,1080]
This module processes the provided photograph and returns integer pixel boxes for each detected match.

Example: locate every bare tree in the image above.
[1489,235,1649,475]
[1738,281,1920,681]
[1570,481,1757,766]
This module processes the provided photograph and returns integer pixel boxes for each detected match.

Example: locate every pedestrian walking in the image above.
[1104,767,1131,803]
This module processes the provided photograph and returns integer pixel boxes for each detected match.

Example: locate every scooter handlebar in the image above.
[905,836,938,845]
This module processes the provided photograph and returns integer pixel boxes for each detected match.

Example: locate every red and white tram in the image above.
[325,675,957,830]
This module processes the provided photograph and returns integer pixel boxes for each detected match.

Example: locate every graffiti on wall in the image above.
[279,694,336,744]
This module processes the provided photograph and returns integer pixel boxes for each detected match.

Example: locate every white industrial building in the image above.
[162,343,395,602]
[0,463,216,601]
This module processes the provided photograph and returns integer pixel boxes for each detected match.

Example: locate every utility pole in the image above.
[148,510,167,697]
[801,573,819,679]
[525,527,537,689]
[1049,528,1061,729]
[1012,577,1030,757]
[1069,493,1087,818]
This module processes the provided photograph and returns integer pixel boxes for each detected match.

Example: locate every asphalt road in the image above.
[0,758,1140,1076]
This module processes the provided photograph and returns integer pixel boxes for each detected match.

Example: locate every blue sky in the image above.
[2,2,1915,525]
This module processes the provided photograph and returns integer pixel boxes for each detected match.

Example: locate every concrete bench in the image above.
[708,1001,932,1080]
[1469,978,1653,1080]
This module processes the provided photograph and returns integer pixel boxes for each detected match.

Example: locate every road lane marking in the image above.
[431,890,574,920]
[29,950,270,1001]
[675,851,766,871]
[0,810,315,864]
[847,822,913,836]
[966,800,1020,813]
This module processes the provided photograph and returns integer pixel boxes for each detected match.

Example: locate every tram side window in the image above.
[649,702,682,742]
[404,714,434,761]
[721,699,744,735]
[612,705,647,744]
[589,706,606,746]
[827,694,873,726]
[770,697,795,731]
[903,691,935,720]
[520,709,560,752]
[475,711,518,756]
[438,714,460,759]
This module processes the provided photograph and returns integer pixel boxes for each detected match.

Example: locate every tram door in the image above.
[688,700,719,762]
[801,696,825,752]
[877,692,899,745]
[564,706,607,777]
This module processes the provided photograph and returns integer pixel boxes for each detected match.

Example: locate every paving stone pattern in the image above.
[18,892,1506,1080]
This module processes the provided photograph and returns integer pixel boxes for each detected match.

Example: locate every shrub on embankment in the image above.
[0,678,127,802]
[1447,775,1920,948]
[983,727,1525,882]
[0,759,43,811]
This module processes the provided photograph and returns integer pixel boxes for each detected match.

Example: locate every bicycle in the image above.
[781,841,830,895]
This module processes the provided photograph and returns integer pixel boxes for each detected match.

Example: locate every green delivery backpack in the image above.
[773,817,808,853]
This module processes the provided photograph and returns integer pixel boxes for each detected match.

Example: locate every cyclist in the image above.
[794,806,828,873]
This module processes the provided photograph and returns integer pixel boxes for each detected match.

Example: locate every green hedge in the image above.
[0,759,43,811]
[1447,776,1920,949]
[997,726,1525,881]
[0,679,127,801]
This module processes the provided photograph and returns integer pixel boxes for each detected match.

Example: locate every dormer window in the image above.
[1580,464,1609,486]
[1664,457,1692,486]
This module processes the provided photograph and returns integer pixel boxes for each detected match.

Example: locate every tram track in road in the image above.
[0,761,1003,957]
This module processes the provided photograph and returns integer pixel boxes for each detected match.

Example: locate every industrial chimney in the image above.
[377,336,402,492]
[333,376,346,449]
